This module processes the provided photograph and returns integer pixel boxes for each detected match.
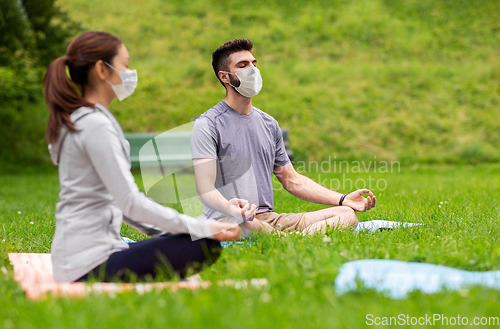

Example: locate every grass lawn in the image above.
[46,0,500,165]
[1,164,500,328]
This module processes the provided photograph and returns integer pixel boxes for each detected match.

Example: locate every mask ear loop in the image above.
[104,61,118,71]
[103,61,121,86]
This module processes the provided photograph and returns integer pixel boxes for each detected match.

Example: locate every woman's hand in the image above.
[342,189,376,212]
[211,221,241,241]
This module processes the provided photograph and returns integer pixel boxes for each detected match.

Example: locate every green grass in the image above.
[1,164,500,328]
[45,0,500,165]
[4,0,500,168]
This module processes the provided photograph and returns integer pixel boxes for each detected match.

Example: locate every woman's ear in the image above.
[93,60,108,81]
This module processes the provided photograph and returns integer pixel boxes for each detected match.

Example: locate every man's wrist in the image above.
[224,200,233,216]
[339,194,347,206]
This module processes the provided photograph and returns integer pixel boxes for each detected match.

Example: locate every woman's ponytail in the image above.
[44,56,92,143]
[43,31,122,144]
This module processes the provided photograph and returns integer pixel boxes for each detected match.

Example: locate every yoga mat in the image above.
[335,259,500,299]
[218,220,419,248]
[355,220,420,232]
[8,253,267,300]
[8,253,208,299]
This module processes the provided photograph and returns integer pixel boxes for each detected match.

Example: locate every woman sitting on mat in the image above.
[43,31,243,282]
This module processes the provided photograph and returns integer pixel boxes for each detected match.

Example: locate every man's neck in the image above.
[223,91,252,115]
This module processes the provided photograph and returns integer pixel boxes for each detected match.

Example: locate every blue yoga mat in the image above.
[218,221,419,248]
[220,241,244,248]
[335,259,500,299]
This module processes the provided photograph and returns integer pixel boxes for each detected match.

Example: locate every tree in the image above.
[0,0,80,167]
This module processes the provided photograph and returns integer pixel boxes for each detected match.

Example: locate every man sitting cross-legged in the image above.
[191,38,376,235]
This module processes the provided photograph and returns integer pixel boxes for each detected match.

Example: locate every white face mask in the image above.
[227,65,263,98]
[105,62,138,101]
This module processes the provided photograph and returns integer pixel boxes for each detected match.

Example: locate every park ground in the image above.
[1,164,500,328]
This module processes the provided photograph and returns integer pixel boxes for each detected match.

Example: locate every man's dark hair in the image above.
[212,39,253,87]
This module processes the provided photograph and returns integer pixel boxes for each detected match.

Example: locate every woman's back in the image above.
[51,105,128,282]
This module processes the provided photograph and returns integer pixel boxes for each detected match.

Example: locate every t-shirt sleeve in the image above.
[191,117,217,160]
[274,122,291,167]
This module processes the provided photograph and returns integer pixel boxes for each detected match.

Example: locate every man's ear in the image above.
[94,60,108,81]
[218,70,230,84]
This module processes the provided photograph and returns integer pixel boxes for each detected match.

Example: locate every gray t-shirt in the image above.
[191,101,290,219]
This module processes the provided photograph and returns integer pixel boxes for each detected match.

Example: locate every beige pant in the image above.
[218,206,358,235]
[254,211,307,231]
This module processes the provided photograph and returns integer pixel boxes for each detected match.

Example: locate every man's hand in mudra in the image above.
[342,189,376,212]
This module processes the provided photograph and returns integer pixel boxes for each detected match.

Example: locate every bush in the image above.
[0,0,80,168]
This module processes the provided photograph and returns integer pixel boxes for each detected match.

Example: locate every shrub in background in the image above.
[0,0,80,169]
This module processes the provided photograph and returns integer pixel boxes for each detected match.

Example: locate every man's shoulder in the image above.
[199,101,230,122]
[252,106,280,127]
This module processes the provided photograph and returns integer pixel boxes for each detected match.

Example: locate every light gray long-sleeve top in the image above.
[49,104,213,282]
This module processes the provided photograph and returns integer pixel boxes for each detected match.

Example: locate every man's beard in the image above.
[229,74,241,88]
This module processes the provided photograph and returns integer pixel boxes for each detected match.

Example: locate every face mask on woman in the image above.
[105,62,138,101]
[227,65,263,98]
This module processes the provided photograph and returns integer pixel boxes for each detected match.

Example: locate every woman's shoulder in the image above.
[71,106,112,128]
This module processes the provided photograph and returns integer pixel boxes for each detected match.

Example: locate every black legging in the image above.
[77,234,221,282]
